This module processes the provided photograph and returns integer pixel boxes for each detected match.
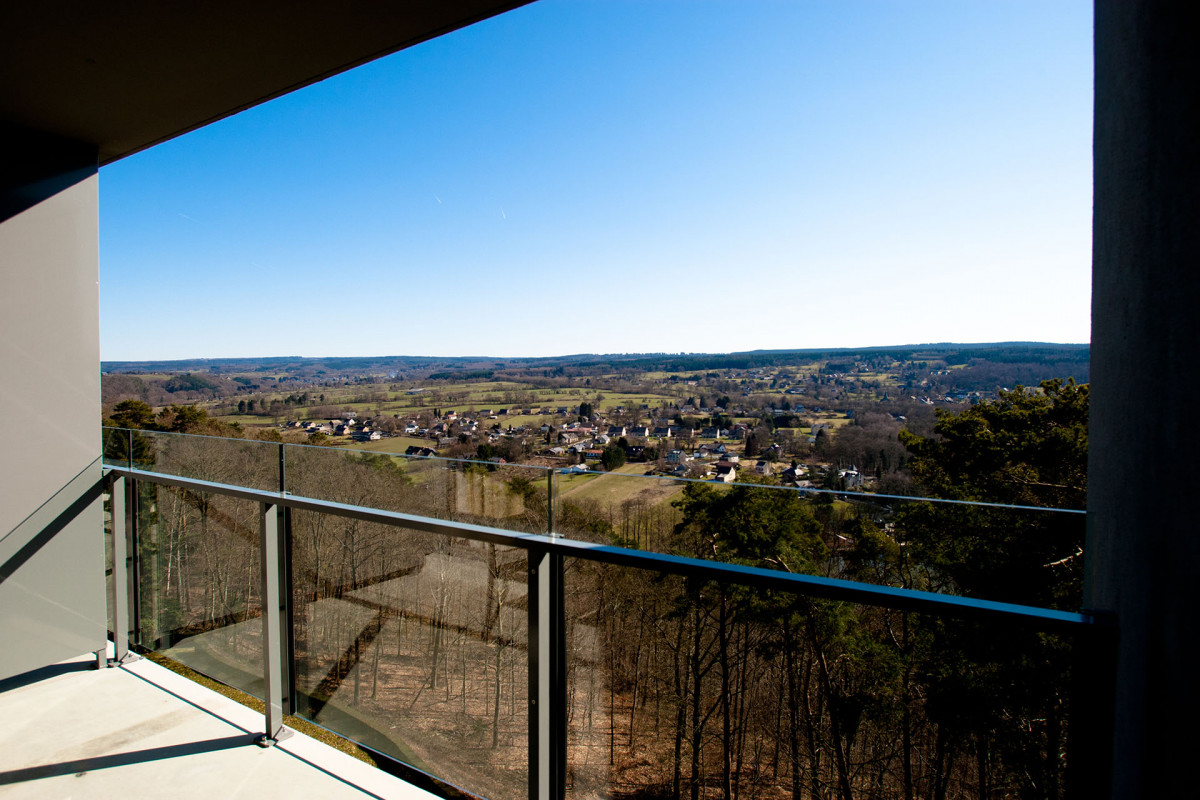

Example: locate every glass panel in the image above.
[553,469,1084,611]
[286,444,551,534]
[136,430,280,491]
[135,483,265,698]
[291,511,529,800]
[102,425,159,470]
[549,466,687,547]
[564,559,1075,800]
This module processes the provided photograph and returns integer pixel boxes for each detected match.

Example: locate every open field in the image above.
[210,383,684,427]
[553,463,687,512]
[339,436,432,453]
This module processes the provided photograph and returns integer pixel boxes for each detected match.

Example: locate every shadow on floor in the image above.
[0,659,96,693]
[0,734,256,786]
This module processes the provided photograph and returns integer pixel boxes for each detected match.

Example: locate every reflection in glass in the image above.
[291,510,529,800]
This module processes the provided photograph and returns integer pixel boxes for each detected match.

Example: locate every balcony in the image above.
[3,3,1198,797]
[0,646,430,798]
[0,428,1112,799]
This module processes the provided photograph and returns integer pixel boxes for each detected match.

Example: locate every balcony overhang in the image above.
[0,1,533,165]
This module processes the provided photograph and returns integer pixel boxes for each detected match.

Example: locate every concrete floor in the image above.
[0,651,440,799]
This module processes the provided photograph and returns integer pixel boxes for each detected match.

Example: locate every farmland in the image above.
[101,343,1089,499]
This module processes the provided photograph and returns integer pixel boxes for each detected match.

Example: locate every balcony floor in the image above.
[0,650,438,799]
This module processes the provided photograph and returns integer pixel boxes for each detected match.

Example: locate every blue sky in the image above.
[99,0,1093,361]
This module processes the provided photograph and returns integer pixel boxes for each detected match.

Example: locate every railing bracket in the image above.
[256,728,294,748]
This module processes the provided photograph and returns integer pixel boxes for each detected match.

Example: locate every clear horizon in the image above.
[99,339,1089,367]
[99,0,1093,361]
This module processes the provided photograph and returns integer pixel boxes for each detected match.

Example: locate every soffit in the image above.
[0,1,532,165]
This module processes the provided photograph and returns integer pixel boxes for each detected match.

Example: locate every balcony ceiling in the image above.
[0,1,532,165]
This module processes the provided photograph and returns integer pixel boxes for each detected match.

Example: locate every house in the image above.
[582,449,603,461]
[404,446,436,458]
[607,426,627,437]
[755,460,772,476]
[629,426,652,439]
[781,464,806,483]
[714,464,737,483]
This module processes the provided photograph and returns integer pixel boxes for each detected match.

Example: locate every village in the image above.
[100,344,1089,500]
[282,399,865,491]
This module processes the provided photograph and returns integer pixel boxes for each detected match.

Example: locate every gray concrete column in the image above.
[0,124,106,680]
[1086,2,1200,796]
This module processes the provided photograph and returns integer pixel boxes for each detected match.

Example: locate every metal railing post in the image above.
[279,442,296,715]
[129,475,142,648]
[528,547,567,800]
[546,468,555,535]
[109,474,129,664]
[105,473,140,665]
[259,500,293,745]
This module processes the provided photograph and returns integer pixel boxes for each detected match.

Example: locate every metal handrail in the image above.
[103,464,1093,632]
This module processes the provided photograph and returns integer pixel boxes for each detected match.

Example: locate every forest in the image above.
[103,379,1088,800]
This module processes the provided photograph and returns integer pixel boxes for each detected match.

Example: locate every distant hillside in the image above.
[102,342,1088,378]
